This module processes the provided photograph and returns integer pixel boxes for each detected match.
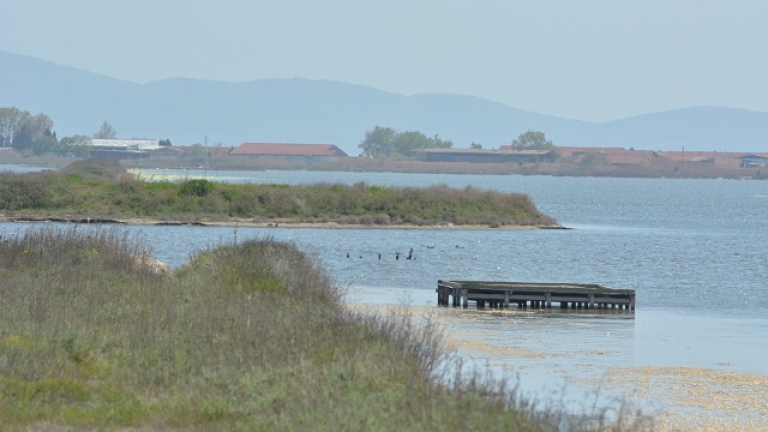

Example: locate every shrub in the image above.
[179,179,214,197]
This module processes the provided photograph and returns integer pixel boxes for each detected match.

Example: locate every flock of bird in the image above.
[345,244,465,260]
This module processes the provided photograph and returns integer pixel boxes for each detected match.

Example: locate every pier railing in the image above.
[437,280,635,311]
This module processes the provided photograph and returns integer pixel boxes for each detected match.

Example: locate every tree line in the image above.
[358,126,453,158]
[3,105,556,159]
[0,107,171,156]
[358,126,557,159]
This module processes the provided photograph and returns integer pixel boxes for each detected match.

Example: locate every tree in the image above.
[159,139,172,147]
[60,134,92,156]
[511,130,555,150]
[428,134,452,150]
[470,142,483,149]
[358,126,453,158]
[60,134,92,147]
[11,124,33,151]
[0,107,32,147]
[94,121,117,139]
[24,113,54,139]
[394,130,432,155]
[358,126,397,157]
[32,133,58,155]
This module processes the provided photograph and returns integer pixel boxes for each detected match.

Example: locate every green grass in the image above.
[0,159,559,227]
[0,227,651,431]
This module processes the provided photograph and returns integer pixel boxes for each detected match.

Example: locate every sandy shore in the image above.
[0,215,564,230]
[347,303,768,432]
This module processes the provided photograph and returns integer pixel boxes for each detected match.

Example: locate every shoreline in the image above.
[0,215,567,230]
[347,300,768,432]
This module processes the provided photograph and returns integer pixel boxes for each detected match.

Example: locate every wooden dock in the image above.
[436,280,635,311]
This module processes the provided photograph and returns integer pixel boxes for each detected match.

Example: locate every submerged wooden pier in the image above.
[437,280,635,311]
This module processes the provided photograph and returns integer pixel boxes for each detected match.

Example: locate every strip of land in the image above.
[0,160,561,229]
[0,215,563,230]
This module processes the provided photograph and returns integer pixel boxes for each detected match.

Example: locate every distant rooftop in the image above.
[231,143,348,157]
[416,148,551,155]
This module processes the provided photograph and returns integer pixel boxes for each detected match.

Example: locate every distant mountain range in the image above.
[2,50,767,155]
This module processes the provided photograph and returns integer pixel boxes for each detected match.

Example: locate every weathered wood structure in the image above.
[437,280,635,311]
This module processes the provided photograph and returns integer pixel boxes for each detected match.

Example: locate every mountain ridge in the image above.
[1,50,766,154]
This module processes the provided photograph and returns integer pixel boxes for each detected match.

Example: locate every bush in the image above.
[179,179,214,197]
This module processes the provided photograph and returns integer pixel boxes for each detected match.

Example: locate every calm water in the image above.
[3,169,767,411]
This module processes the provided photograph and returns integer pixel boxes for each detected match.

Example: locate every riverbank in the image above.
[0,214,564,230]
[0,160,561,229]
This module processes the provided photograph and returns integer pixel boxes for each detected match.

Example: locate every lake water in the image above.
[3,168,767,425]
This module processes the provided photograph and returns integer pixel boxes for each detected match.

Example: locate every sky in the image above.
[2,0,767,123]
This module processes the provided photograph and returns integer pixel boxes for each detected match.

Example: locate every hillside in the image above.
[2,50,767,154]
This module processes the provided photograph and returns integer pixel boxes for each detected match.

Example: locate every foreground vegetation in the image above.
[0,160,558,227]
[0,227,651,430]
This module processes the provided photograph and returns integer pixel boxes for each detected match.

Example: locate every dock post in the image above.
[630,294,636,311]
[452,288,459,307]
[588,294,595,309]
[462,288,469,308]
[504,291,510,308]
[546,293,552,309]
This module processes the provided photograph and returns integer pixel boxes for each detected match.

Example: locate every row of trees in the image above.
[358,126,453,158]
[359,126,557,158]
[0,107,56,153]
[0,106,128,155]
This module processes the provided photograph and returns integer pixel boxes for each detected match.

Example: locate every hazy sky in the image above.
[2,0,767,122]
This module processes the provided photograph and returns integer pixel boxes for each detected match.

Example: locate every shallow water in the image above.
[3,169,767,425]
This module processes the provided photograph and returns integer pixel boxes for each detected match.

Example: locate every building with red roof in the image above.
[230,143,348,162]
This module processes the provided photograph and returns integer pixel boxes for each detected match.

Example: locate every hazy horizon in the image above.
[2,0,767,123]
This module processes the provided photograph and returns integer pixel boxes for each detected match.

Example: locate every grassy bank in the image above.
[0,160,558,228]
[0,227,650,430]
[3,152,766,180]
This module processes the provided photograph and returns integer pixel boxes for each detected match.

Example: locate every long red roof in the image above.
[230,143,347,157]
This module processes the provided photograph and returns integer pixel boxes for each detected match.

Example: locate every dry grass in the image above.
[0,227,653,430]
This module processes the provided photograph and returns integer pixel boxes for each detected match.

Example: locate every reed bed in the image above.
[0,226,653,431]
